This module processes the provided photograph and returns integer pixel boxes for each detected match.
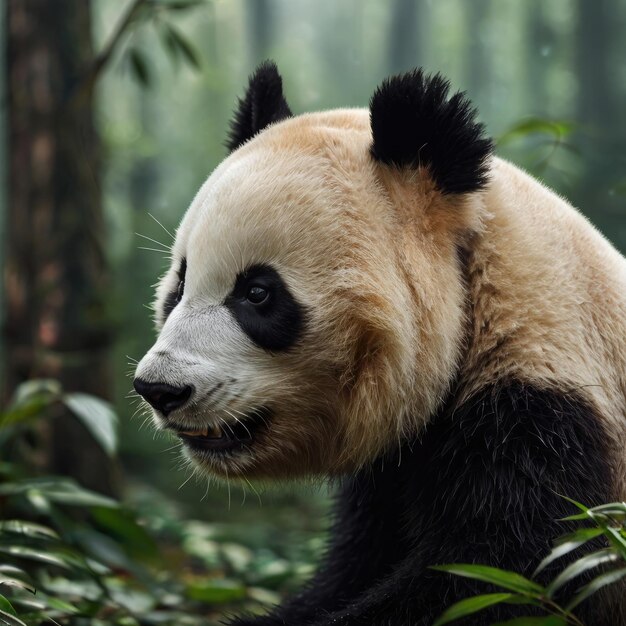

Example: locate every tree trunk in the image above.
[4,0,117,494]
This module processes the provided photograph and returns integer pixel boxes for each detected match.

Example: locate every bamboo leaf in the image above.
[431,565,544,595]
[0,609,27,626]
[587,502,626,518]
[63,392,118,456]
[559,495,589,513]
[161,0,204,10]
[560,512,591,522]
[161,23,201,69]
[0,597,16,617]
[0,546,71,570]
[0,477,117,508]
[185,579,247,603]
[432,593,515,626]
[0,520,59,541]
[498,118,576,146]
[0,577,36,595]
[45,597,79,614]
[547,549,618,596]
[1,380,60,428]
[534,527,604,576]
[605,527,626,560]
[492,618,568,626]
[127,47,152,87]
[566,566,626,611]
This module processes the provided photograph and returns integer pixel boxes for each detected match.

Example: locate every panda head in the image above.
[134,62,492,479]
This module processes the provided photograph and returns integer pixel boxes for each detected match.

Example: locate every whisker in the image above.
[136,232,171,251]
[224,409,252,439]
[138,246,174,257]
[243,476,263,506]
[148,212,175,241]
[178,470,196,491]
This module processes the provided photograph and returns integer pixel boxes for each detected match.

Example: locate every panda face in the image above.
[135,112,434,478]
[135,64,488,479]
[134,116,381,477]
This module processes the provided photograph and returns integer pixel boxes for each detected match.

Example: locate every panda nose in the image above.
[133,379,192,416]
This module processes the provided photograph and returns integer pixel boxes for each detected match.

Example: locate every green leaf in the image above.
[45,597,79,614]
[0,545,72,570]
[605,526,626,560]
[0,596,16,617]
[432,593,516,626]
[160,0,205,10]
[63,392,118,456]
[431,564,544,595]
[0,577,36,595]
[587,502,626,518]
[559,495,589,512]
[0,477,118,508]
[128,47,152,87]
[11,379,61,406]
[1,379,61,429]
[185,578,247,604]
[161,23,201,69]
[0,609,27,626]
[0,520,59,541]
[498,118,576,146]
[534,527,604,576]
[547,548,618,596]
[91,506,159,562]
[560,512,591,521]
[567,566,626,611]
[492,618,568,626]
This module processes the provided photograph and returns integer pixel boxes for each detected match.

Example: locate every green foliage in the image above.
[119,0,204,88]
[0,381,321,625]
[1,379,118,457]
[432,500,626,626]
[496,116,580,187]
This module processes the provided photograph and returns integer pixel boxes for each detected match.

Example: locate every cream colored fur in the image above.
[136,109,626,494]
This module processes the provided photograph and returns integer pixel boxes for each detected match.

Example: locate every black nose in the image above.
[133,379,192,416]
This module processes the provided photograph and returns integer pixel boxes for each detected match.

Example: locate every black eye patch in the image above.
[224,264,305,351]
[162,258,187,321]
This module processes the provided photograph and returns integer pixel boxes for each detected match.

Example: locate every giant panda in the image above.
[133,62,626,625]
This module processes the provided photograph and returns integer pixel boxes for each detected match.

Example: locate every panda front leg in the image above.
[300,504,608,626]
[227,466,413,626]
[301,384,619,626]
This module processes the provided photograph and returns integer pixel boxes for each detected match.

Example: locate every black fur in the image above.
[224,264,305,351]
[230,381,618,626]
[226,61,293,153]
[370,69,493,194]
[162,258,186,322]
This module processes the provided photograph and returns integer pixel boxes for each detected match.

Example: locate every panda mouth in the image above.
[175,408,270,453]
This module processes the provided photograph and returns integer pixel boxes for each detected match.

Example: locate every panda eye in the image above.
[225,264,304,351]
[246,285,269,305]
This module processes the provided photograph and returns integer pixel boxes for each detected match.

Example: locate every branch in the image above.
[92,0,149,83]
[72,0,149,104]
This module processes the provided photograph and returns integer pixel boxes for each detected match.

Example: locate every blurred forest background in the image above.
[0,0,625,624]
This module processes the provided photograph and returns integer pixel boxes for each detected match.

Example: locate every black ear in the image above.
[370,69,493,194]
[226,61,293,153]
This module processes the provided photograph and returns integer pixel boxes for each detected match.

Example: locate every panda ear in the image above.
[226,61,293,153]
[369,69,493,194]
